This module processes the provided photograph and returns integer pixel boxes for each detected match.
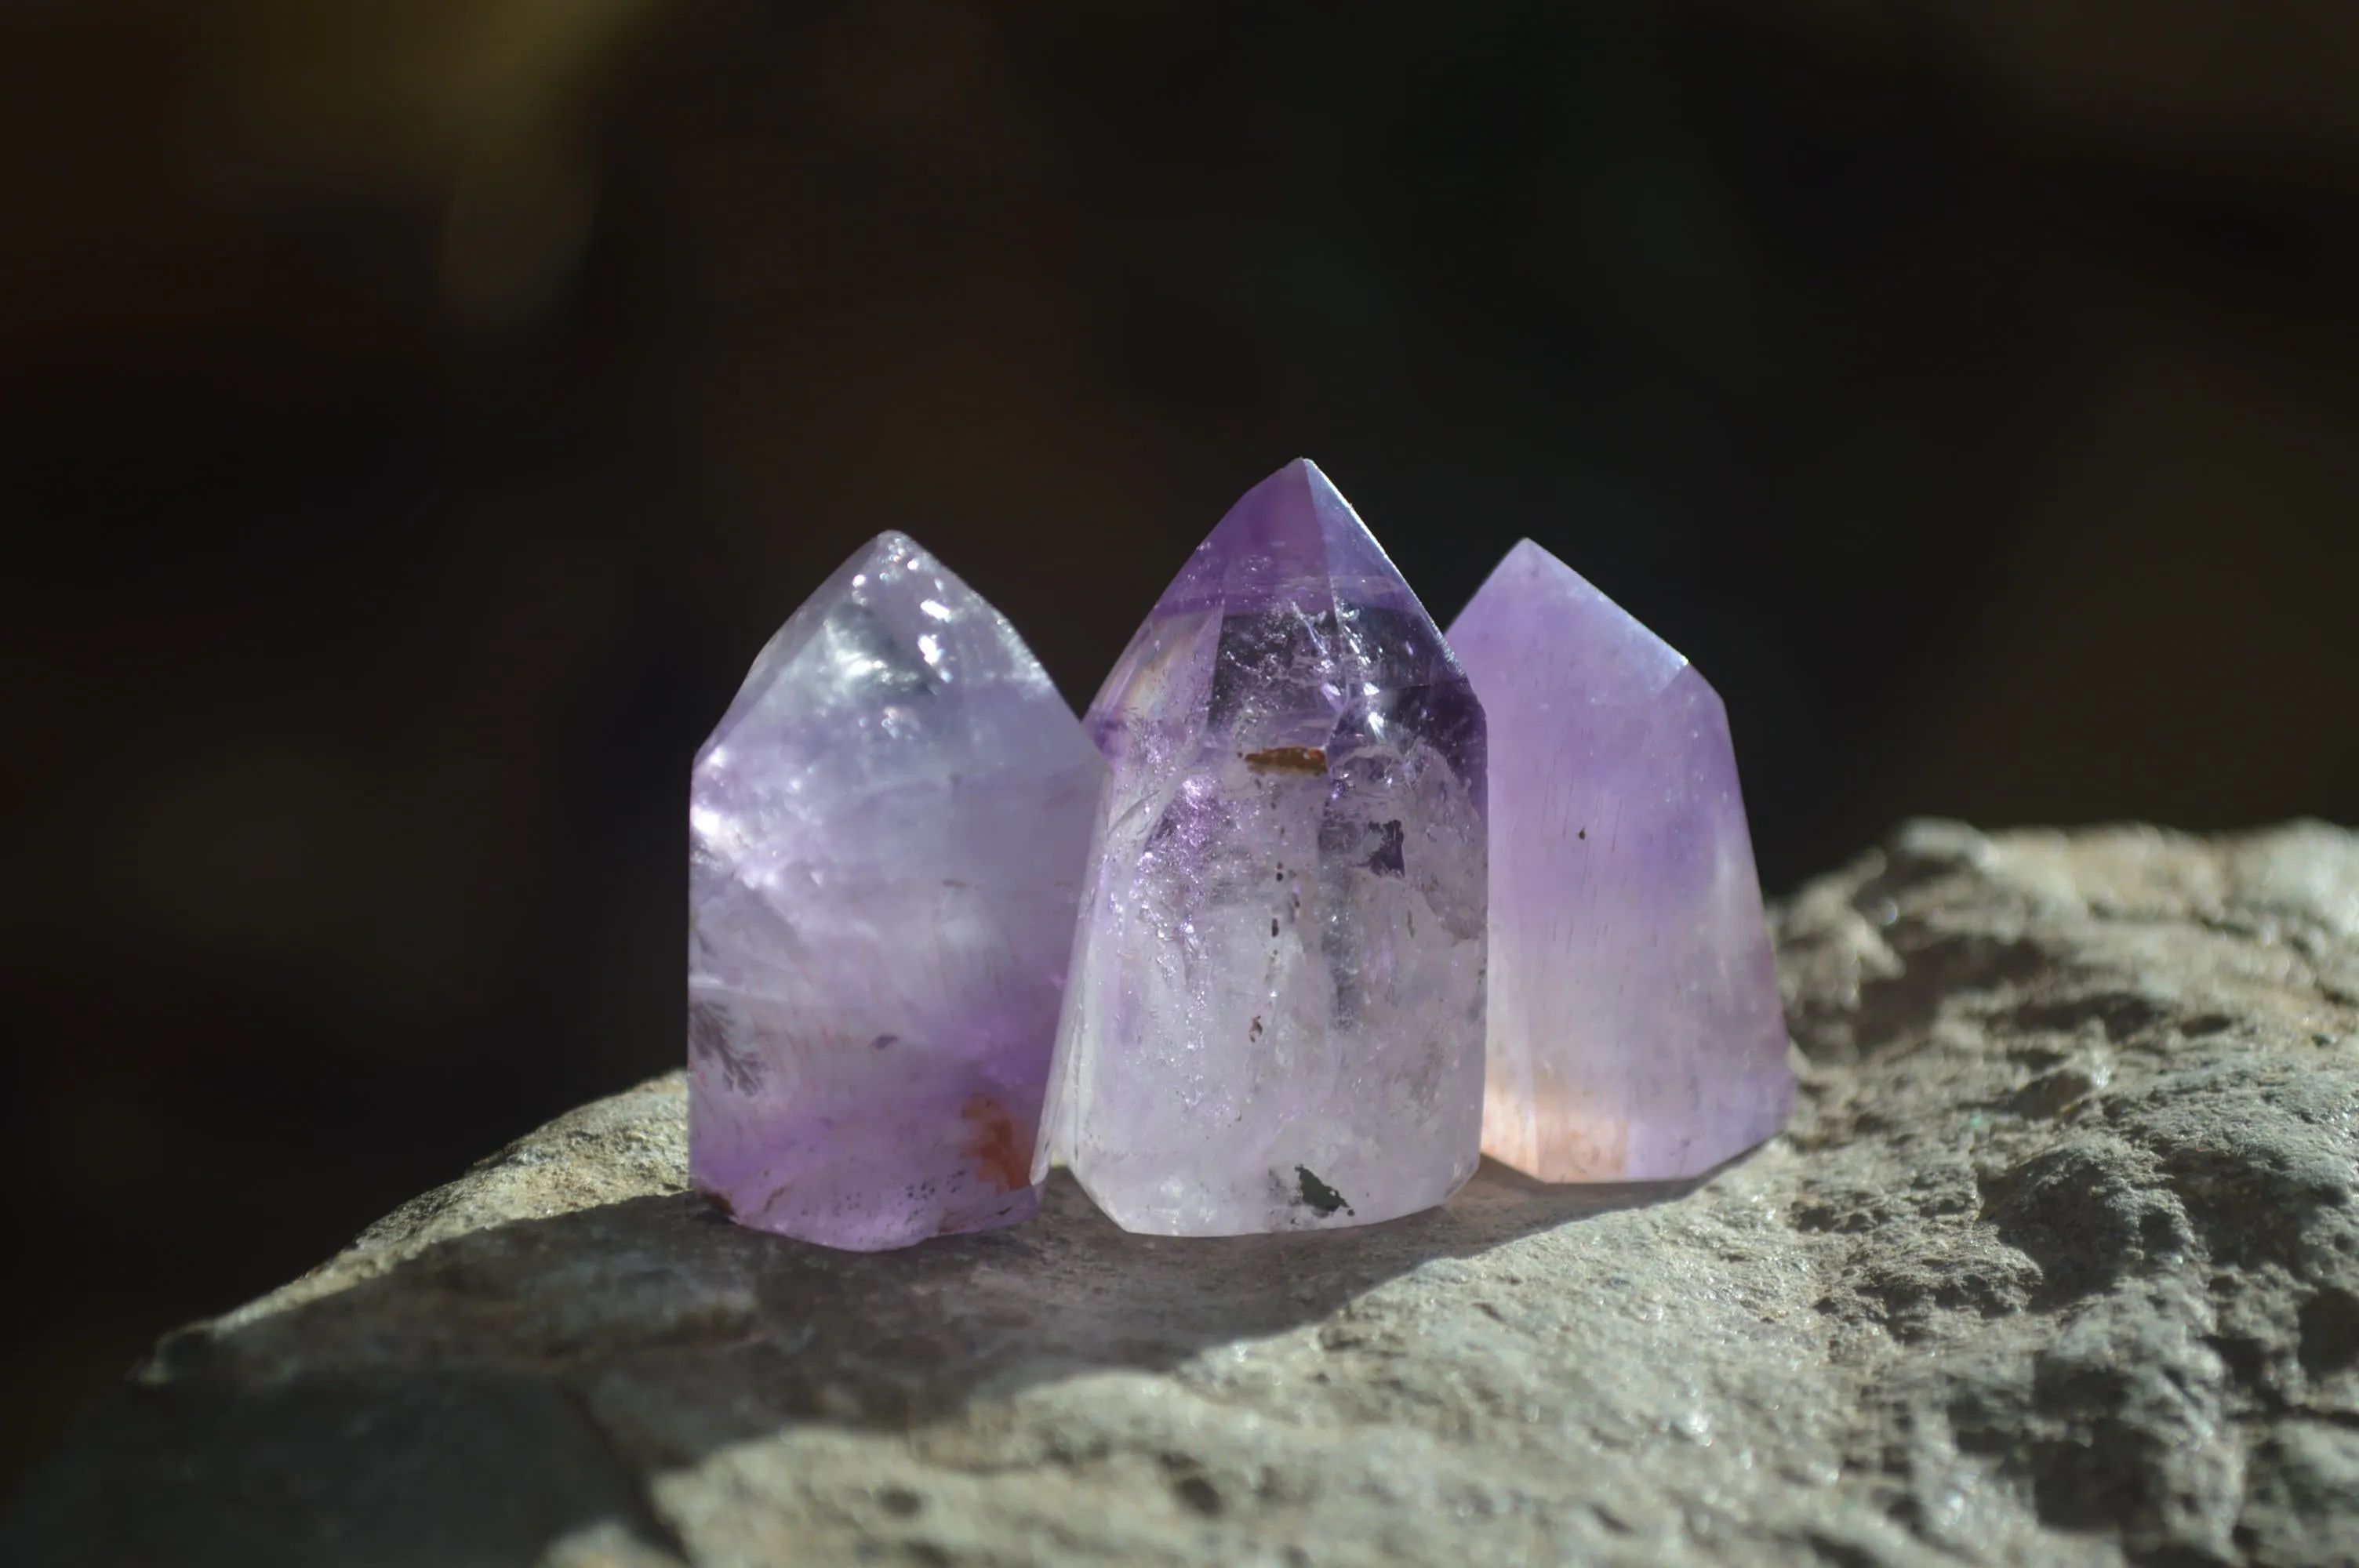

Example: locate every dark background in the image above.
[5,0,2357,1488]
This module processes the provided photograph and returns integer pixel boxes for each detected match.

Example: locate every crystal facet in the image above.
[1447,539,1794,1182]
[689,532,1106,1250]
[1038,459,1488,1235]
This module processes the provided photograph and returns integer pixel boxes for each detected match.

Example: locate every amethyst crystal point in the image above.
[688,532,1106,1250]
[1447,540,1793,1183]
[1038,459,1488,1236]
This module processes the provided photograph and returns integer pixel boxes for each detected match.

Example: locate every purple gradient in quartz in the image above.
[1446,540,1794,1182]
[688,532,1106,1250]
[1037,459,1488,1236]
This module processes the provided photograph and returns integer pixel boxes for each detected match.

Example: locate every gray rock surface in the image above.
[7,821,2358,1567]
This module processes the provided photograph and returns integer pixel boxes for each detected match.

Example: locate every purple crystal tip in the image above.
[1448,539,1794,1182]
[688,531,1106,1250]
[1038,459,1488,1236]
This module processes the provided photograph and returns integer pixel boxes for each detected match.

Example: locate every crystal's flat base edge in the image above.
[694,1180,1045,1251]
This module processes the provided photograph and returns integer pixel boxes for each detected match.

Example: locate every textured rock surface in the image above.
[8,821,2357,1566]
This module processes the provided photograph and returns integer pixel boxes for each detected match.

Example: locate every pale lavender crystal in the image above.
[689,532,1106,1250]
[1037,459,1488,1236]
[1447,540,1793,1181]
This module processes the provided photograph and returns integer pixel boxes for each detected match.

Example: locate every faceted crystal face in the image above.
[1038,459,1488,1236]
[689,532,1107,1250]
[1447,540,1794,1182]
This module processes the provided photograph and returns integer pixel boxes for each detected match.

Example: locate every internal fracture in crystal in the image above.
[1448,540,1793,1182]
[689,532,1105,1250]
[1038,460,1488,1236]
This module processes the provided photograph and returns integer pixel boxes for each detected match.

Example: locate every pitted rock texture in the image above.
[6,821,2357,1567]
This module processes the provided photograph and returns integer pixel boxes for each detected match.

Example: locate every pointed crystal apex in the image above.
[1150,459,1430,623]
[1448,539,1793,1184]
[1467,539,1689,699]
[1194,458,1332,614]
[696,532,893,768]
[1042,463,1488,1236]
[689,532,1107,1250]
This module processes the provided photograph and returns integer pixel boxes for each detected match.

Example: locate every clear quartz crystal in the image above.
[688,532,1105,1250]
[1038,460,1488,1236]
[1448,539,1793,1182]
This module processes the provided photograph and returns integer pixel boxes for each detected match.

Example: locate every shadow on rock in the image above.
[2,1160,1698,1566]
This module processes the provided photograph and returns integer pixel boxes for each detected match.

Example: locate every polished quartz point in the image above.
[689,532,1106,1250]
[1038,459,1488,1236]
[1447,539,1793,1182]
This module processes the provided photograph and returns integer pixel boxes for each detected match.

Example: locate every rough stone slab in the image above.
[6,821,2357,1567]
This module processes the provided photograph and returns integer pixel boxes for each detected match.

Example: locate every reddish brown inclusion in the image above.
[1241,746,1328,776]
[961,1094,1032,1192]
